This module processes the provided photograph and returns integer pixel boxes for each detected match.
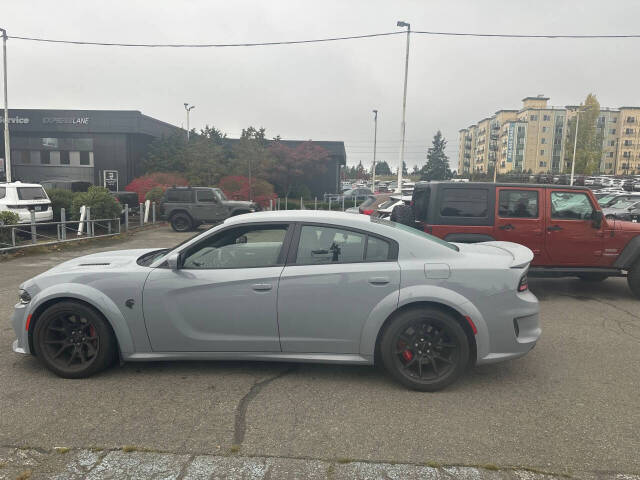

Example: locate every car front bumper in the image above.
[11,303,31,355]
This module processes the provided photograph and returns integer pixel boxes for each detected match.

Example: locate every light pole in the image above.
[396,20,410,193]
[570,106,590,186]
[184,103,195,140]
[1,28,10,182]
[372,109,378,193]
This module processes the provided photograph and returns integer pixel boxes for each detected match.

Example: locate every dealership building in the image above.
[0,109,346,195]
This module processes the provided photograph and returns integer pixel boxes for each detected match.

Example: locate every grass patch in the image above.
[121,445,154,453]
[16,470,32,480]
[229,445,241,454]
[0,461,6,468]
[336,457,354,464]
[481,463,499,471]
[89,447,103,452]
[54,447,70,454]
[425,461,441,468]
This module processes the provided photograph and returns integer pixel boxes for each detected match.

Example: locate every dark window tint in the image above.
[17,187,47,200]
[296,225,365,264]
[440,189,488,218]
[182,225,287,269]
[499,190,538,218]
[166,190,192,202]
[196,189,217,202]
[60,151,70,165]
[365,236,390,261]
[0,187,5,200]
[551,192,594,220]
[413,188,430,221]
[79,151,91,166]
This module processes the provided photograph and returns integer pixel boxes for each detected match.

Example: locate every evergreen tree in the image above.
[563,93,602,175]
[420,131,453,181]
[375,161,392,175]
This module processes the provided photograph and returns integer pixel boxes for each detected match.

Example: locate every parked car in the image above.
[375,196,410,219]
[0,181,53,224]
[391,181,640,297]
[160,186,257,232]
[599,193,640,208]
[12,210,539,391]
[602,199,640,221]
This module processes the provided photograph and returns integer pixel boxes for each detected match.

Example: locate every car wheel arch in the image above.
[372,301,478,367]
[27,290,134,358]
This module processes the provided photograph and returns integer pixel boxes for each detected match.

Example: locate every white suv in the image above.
[0,182,53,224]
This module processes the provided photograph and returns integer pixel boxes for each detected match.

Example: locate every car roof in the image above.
[0,182,46,188]
[413,181,590,191]
[224,210,378,227]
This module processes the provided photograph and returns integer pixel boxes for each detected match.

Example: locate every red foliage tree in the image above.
[267,141,330,196]
[125,172,188,203]
[219,175,277,209]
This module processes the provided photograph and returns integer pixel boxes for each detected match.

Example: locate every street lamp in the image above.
[396,20,411,193]
[372,109,378,193]
[184,103,195,140]
[0,28,10,182]
[569,106,591,186]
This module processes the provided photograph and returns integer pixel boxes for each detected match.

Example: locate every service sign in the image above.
[506,124,514,163]
[104,170,119,192]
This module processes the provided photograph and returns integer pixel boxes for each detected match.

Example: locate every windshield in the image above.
[371,216,459,251]
[213,188,227,201]
[17,187,48,200]
[609,198,640,209]
[598,195,616,205]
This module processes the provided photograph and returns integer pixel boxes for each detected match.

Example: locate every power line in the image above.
[7,29,640,48]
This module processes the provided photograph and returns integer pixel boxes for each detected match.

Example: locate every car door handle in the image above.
[547,225,563,231]
[368,277,390,285]
[498,224,514,231]
[251,283,273,291]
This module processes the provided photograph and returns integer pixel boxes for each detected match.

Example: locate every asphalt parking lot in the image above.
[0,225,638,479]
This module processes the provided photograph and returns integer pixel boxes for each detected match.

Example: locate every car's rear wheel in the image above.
[578,273,609,282]
[33,301,117,378]
[390,204,415,226]
[170,212,193,232]
[380,308,469,391]
[627,260,640,299]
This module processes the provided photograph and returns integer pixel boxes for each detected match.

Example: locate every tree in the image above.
[564,93,602,175]
[232,127,275,198]
[356,160,366,179]
[184,135,229,186]
[267,141,330,196]
[143,132,187,173]
[420,131,453,181]
[396,161,408,175]
[411,164,420,176]
[375,161,392,175]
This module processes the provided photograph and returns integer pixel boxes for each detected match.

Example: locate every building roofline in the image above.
[494,109,518,114]
[522,96,550,101]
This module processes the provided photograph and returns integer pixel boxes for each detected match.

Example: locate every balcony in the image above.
[490,133,499,140]
[463,161,470,167]
[491,124,500,131]
[464,153,470,159]
[489,143,498,151]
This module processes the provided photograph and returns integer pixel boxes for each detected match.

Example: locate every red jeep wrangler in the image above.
[391,182,640,298]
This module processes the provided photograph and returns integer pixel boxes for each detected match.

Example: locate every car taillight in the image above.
[518,273,528,292]
[361,209,374,215]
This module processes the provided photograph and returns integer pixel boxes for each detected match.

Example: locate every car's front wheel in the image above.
[627,260,640,299]
[380,307,469,391]
[33,301,117,378]
[170,213,193,232]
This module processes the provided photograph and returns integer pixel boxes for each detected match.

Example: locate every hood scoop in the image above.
[78,262,111,266]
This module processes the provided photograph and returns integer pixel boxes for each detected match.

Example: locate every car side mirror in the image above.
[592,210,603,229]
[166,252,181,270]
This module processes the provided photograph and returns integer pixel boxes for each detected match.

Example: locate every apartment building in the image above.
[458,96,640,176]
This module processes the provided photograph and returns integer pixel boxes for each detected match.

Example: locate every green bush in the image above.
[46,188,76,221]
[145,186,165,203]
[71,186,121,220]
[0,211,20,247]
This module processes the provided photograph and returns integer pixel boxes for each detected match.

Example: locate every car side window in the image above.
[182,225,288,269]
[498,190,538,218]
[196,190,217,203]
[551,192,595,220]
[167,190,191,202]
[296,225,365,265]
[365,236,390,261]
[440,188,488,218]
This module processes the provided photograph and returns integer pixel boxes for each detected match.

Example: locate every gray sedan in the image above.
[11,211,540,391]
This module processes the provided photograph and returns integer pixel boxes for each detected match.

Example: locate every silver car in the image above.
[11,211,540,391]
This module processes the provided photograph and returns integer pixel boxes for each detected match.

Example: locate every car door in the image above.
[494,187,549,264]
[194,189,227,222]
[143,223,292,352]
[277,223,400,354]
[545,190,605,266]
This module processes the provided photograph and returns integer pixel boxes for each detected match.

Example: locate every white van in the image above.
[0,182,53,224]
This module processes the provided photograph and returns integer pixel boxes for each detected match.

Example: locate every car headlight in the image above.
[18,289,31,304]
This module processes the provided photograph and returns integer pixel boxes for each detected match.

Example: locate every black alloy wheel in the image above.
[170,213,193,232]
[381,308,469,391]
[33,301,116,378]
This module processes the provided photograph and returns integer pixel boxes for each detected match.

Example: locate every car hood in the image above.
[454,241,534,268]
[44,248,160,274]
[223,200,255,208]
[611,217,640,231]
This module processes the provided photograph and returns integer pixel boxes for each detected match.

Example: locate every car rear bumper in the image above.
[11,303,31,355]
[15,209,53,224]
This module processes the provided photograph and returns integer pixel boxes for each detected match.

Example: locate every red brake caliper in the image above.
[402,349,413,362]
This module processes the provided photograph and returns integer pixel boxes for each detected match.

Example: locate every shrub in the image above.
[0,211,20,247]
[125,172,188,203]
[145,186,165,203]
[45,188,76,221]
[218,175,277,209]
[71,186,121,220]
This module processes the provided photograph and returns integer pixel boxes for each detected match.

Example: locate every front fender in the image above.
[28,283,135,355]
[358,285,489,362]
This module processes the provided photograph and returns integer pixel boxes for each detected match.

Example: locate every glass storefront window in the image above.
[30,151,41,164]
[60,151,70,165]
[80,151,91,166]
[49,151,60,165]
[69,151,80,166]
[41,151,51,165]
[42,138,59,148]
[73,138,93,150]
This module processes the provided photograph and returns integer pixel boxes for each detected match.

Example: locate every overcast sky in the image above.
[4,0,640,170]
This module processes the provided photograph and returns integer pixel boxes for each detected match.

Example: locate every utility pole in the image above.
[184,103,195,140]
[570,110,582,186]
[1,28,10,182]
[372,109,378,193]
[396,21,411,193]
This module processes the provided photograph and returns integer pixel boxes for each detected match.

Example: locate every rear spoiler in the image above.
[480,241,534,268]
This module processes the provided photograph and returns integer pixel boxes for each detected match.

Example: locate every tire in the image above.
[627,260,640,299]
[32,301,117,379]
[380,307,469,391]
[170,212,193,232]
[390,204,415,226]
[578,273,609,282]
